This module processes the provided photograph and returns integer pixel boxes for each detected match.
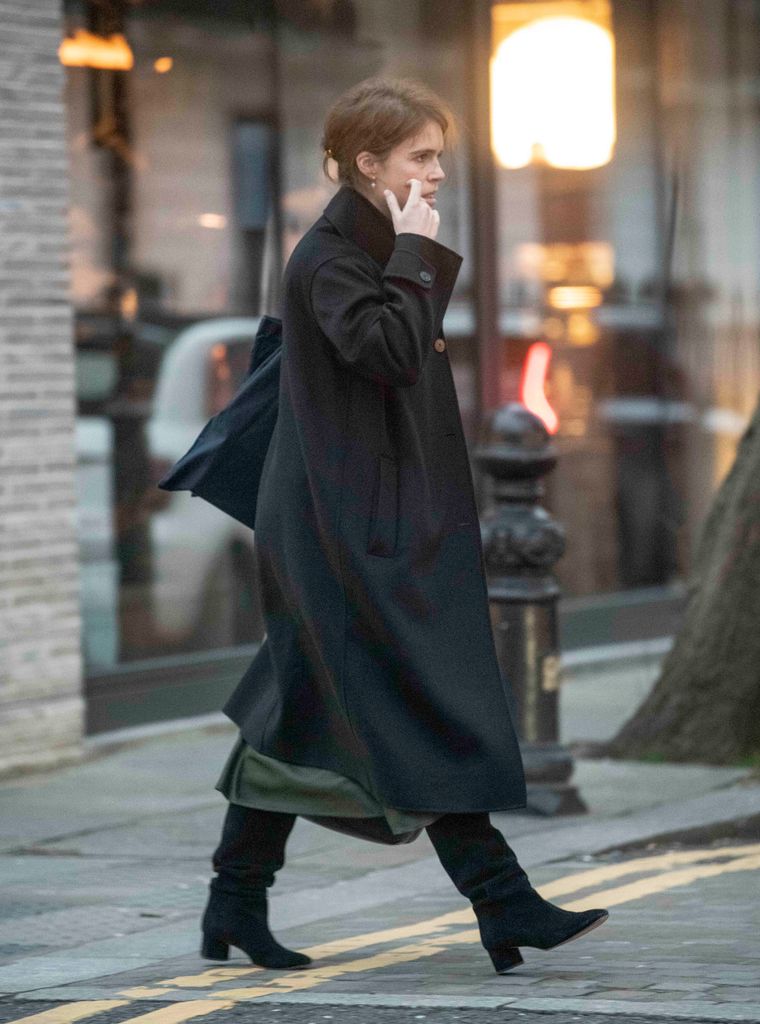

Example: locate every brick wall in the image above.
[0,0,84,775]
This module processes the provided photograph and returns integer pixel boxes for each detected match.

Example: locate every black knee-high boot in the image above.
[201,803,311,969]
[427,813,608,973]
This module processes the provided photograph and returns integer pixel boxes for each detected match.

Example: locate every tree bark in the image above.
[604,399,760,765]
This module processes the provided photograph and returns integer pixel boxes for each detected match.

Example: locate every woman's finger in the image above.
[384,189,401,221]
[405,178,422,207]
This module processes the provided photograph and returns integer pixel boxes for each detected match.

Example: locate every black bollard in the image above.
[474,402,587,816]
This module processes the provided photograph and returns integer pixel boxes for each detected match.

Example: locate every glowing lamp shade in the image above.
[521,341,559,434]
[59,29,134,70]
[491,16,615,169]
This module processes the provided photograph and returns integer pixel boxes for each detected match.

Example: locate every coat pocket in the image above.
[367,453,399,557]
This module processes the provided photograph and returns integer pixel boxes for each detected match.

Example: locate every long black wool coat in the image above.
[223,184,527,813]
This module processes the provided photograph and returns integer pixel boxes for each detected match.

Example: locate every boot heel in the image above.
[201,934,230,960]
[489,945,524,974]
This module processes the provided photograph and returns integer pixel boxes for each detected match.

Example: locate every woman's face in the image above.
[357,119,446,216]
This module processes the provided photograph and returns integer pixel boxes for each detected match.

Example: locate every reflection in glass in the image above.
[491,11,615,170]
[490,0,760,599]
[66,0,478,675]
[65,0,278,669]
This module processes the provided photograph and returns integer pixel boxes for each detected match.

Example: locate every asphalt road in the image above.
[0,1004,732,1024]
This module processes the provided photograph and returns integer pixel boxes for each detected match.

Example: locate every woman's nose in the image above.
[430,162,445,182]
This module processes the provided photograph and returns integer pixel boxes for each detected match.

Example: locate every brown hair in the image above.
[321,77,457,188]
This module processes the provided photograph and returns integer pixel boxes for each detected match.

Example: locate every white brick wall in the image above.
[0,0,84,776]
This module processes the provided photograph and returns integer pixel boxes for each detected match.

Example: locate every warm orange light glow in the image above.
[548,285,603,309]
[567,312,600,346]
[120,287,138,322]
[59,29,134,70]
[521,341,559,434]
[491,11,615,169]
[154,57,173,73]
[515,242,615,287]
[198,213,227,230]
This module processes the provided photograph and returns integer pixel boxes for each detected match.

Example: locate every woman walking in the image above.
[201,77,608,975]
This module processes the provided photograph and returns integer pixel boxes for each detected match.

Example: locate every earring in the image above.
[371,177,376,188]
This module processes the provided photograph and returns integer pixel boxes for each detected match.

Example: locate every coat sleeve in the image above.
[309,232,463,388]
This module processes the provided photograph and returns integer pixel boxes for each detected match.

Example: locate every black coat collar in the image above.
[322,184,397,267]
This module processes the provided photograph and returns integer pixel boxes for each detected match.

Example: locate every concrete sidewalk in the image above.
[0,658,759,1022]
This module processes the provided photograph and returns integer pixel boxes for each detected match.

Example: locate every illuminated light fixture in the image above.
[548,285,602,309]
[59,29,134,70]
[521,341,559,434]
[515,241,615,287]
[120,287,138,322]
[491,4,615,169]
[567,311,599,346]
[154,56,173,73]
[198,213,227,229]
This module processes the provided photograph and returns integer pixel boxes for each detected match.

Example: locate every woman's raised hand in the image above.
[384,179,440,240]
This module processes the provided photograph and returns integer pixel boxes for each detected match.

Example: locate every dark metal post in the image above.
[474,403,587,816]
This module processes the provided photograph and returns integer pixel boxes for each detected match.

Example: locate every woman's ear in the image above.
[355,150,377,183]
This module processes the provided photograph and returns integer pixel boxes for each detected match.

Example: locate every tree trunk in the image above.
[604,400,760,765]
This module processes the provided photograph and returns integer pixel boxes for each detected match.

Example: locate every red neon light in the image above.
[520,341,559,434]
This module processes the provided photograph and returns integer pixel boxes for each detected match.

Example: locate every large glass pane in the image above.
[273,0,479,432]
[653,0,760,557]
[66,0,478,676]
[65,0,277,669]
[489,0,760,598]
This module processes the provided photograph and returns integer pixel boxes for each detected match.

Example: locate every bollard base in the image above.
[519,741,589,816]
[525,781,589,816]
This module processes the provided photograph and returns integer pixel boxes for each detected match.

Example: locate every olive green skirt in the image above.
[215,732,439,837]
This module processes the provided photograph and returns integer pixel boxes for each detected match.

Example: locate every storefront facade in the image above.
[63,0,482,731]
[2,0,758,765]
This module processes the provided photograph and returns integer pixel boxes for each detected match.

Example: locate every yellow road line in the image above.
[99,1003,234,1024]
[1,1002,130,1024]
[220,930,481,1001]
[118,991,175,1000]
[204,850,760,1003]
[146,841,760,991]
[540,841,760,899]
[147,908,472,990]
[7,843,760,1024]
[560,851,760,911]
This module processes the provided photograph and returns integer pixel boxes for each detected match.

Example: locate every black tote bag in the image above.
[156,315,282,530]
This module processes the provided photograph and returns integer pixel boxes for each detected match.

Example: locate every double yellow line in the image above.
[9,842,760,1024]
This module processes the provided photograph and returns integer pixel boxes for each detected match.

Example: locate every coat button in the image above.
[419,270,432,283]
[434,337,446,352]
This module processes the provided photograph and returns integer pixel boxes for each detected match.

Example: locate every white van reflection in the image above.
[145,317,265,652]
[75,415,119,667]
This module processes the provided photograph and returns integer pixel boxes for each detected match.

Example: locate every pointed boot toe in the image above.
[546,907,609,949]
[477,892,610,958]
